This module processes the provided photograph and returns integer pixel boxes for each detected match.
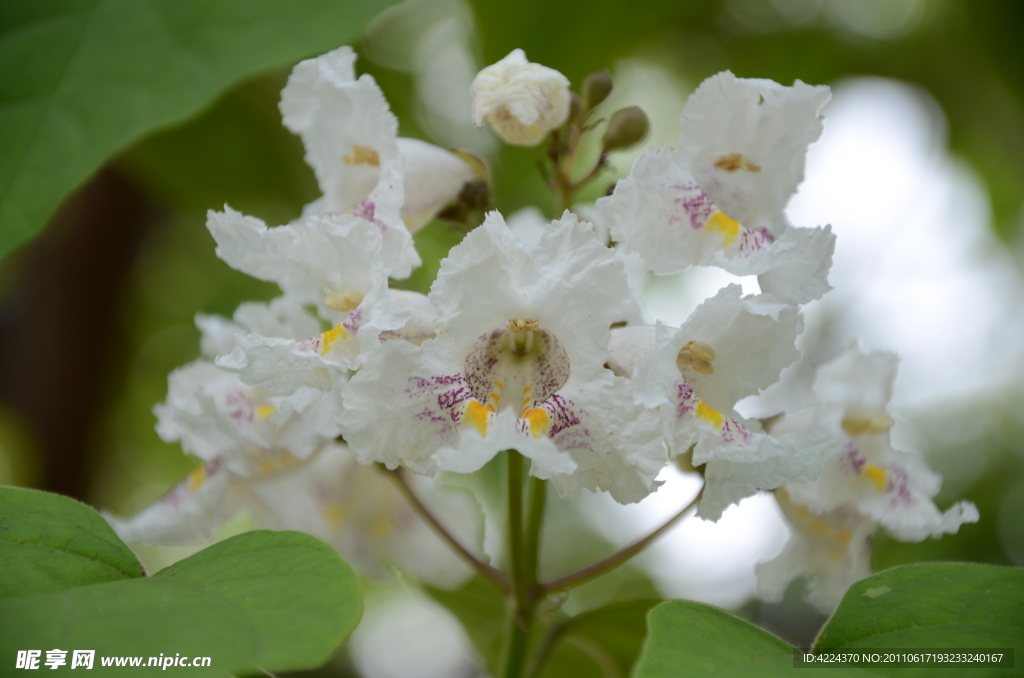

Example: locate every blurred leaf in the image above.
[426,575,507,676]
[537,598,660,678]
[816,563,1024,675]
[0,0,398,262]
[0,500,362,676]
[467,0,708,84]
[0,485,144,598]
[392,219,468,295]
[120,72,318,226]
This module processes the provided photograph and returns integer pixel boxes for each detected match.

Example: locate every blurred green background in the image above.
[2,0,1023,674]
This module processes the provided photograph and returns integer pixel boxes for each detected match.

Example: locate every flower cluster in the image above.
[107,46,976,605]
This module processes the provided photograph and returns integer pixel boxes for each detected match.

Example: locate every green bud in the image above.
[568,92,583,124]
[581,70,613,110]
[601,106,650,152]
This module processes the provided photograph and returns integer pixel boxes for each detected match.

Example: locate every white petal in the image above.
[155,361,340,467]
[543,371,666,504]
[280,46,419,277]
[431,210,632,383]
[398,138,474,231]
[754,225,835,304]
[600,150,744,275]
[678,71,830,232]
[339,340,466,476]
[241,443,478,587]
[814,346,898,423]
[606,325,657,378]
[697,426,842,521]
[197,297,321,359]
[634,285,801,414]
[104,459,232,546]
[755,495,873,611]
[207,207,384,305]
[787,440,979,541]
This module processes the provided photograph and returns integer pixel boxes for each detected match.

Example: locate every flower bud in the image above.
[581,70,613,110]
[602,106,650,152]
[471,49,571,146]
[397,138,476,232]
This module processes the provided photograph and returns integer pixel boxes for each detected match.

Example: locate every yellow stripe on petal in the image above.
[187,465,206,492]
[463,400,492,437]
[863,463,888,491]
[522,407,551,439]
[695,401,724,429]
[323,505,346,527]
[807,518,831,538]
[256,404,275,419]
[321,324,349,354]
[371,515,393,538]
[705,210,741,248]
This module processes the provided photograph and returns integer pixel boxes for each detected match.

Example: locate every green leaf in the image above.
[538,599,660,678]
[0,0,397,261]
[154,531,362,670]
[636,564,1023,677]
[426,575,508,676]
[0,512,361,675]
[815,563,1024,676]
[119,72,318,226]
[635,600,870,678]
[0,485,145,598]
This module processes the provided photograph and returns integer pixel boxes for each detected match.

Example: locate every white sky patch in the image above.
[580,466,790,609]
[788,77,1024,409]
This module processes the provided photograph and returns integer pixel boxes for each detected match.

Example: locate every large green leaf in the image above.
[0,487,361,676]
[0,0,396,261]
[635,600,872,678]
[537,598,659,678]
[0,485,144,598]
[635,563,1022,677]
[815,563,1023,676]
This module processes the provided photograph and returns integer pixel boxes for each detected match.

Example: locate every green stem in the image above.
[502,450,531,678]
[539,485,704,595]
[522,476,547,587]
[501,611,530,678]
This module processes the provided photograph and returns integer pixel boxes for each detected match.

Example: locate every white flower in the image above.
[196,296,321,360]
[756,489,874,611]
[612,285,838,519]
[106,443,477,587]
[755,347,979,610]
[105,358,477,586]
[153,361,342,469]
[598,72,834,305]
[471,49,572,146]
[507,205,650,325]
[339,211,665,504]
[785,347,980,540]
[207,207,438,390]
[281,46,475,276]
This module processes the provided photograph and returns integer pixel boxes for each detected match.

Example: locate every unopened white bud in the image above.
[471,49,571,146]
[397,138,475,232]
